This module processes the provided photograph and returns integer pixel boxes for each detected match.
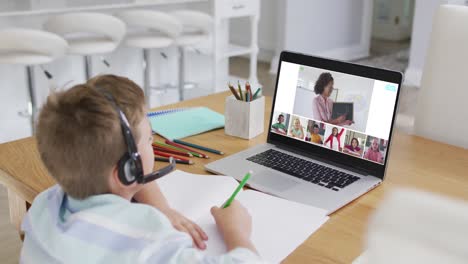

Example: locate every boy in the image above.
[271,114,287,135]
[21,75,261,263]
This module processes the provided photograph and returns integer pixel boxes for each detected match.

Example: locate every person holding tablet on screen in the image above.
[312,72,353,126]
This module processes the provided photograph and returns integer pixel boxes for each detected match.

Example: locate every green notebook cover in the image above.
[149,107,225,140]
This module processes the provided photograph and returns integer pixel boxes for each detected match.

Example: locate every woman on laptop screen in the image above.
[312,72,353,126]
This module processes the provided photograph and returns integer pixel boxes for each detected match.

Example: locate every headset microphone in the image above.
[97,88,175,185]
[139,157,176,183]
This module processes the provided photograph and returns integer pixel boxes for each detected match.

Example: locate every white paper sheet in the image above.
[157,170,329,263]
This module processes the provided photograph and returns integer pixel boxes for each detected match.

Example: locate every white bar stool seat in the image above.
[117,10,182,106]
[124,36,173,49]
[0,28,68,132]
[171,10,213,101]
[44,12,126,80]
[65,33,119,55]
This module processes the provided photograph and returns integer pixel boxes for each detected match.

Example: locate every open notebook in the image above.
[157,170,329,263]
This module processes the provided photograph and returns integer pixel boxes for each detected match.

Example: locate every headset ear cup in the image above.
[118,153,136,185]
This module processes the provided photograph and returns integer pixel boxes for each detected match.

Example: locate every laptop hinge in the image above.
[275,144,371,176]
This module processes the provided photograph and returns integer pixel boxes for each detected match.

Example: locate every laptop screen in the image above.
[269,59,400,168]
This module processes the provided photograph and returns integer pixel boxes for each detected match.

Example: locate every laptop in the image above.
[205,51,402,214]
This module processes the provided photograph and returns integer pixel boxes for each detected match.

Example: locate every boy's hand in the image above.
[211,200,252,242]
[163,209,208,250]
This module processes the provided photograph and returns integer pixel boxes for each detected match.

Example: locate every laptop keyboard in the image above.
[246,149,360,191]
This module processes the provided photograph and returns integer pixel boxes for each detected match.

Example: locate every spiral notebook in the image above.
[147,107,225,140]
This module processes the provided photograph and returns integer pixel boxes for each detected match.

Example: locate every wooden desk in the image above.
[1,91,467,263]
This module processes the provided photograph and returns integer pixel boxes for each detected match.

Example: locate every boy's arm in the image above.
[133,181,170,210]
[134,182,208,249]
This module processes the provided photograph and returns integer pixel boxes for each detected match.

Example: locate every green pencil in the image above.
[222,171,252,208]
[252,88,262,99]
[237,81,243,101]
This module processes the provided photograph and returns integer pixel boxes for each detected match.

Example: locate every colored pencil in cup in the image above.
[252,88,262,99]
[155,156,193,165]
[173,139,224,155]
[228,82,241,100]
[246,82,253,100]
[164,140,210,158]
[237,81,243,101]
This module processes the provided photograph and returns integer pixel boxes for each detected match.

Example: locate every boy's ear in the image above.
[108,165,126,193]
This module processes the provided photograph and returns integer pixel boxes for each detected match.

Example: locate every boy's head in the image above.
[36,75,154,200]
[277,114,284,123]
[313,124,319,134]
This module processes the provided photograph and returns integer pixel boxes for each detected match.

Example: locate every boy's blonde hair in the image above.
[36,75,146,199]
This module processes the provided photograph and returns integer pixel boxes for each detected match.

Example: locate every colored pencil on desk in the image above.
[155,157,193,165]
[153,150,191,162]
[228,82,241,100]
[152,145,193,157]
[153,142,193,154]
[173,139,224,155]
[164,140,209,158]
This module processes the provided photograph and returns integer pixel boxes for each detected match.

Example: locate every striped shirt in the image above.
[20,185,262,264]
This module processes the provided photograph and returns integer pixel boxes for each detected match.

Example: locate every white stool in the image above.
[0,28,68,133]
[44,12,126,80]
[171,10,213,101]
[116,10,182,107]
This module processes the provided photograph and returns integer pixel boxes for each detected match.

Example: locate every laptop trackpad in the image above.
[249,170,299,192]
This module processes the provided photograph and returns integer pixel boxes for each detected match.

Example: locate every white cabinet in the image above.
[212,0,260,91]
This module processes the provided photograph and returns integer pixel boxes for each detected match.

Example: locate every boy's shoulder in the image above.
[25,184,174,236]
[21,185,186,263]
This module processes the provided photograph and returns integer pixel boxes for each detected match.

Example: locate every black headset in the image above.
[97,88,175,185]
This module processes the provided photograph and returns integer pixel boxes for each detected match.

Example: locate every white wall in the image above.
[270,0,373,73]
[405,0,442,86]
[284,1,362,54]
[284,0,372,61]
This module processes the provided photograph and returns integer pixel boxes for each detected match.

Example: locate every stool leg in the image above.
[26,66,37,134]
[84,55,92,80]
[178,46,185,101]
[143,49,151,107]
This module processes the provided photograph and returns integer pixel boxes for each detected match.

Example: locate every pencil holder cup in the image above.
[225,95,265,139]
